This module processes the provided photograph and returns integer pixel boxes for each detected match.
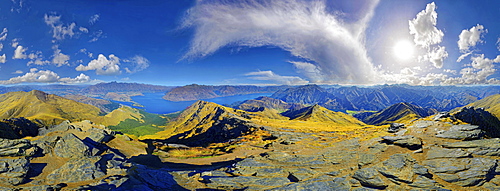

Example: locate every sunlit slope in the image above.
[461,94,500,118]
[143,100,258,145]
[361,102,436,125]
[0,90,101,125]
[283,104,365,125]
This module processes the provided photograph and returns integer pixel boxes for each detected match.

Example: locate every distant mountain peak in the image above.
[358,102,437,125]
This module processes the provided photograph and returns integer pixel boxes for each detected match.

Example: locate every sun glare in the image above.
[393,40,414,61]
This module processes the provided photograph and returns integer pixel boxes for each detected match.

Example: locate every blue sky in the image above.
[0,0,499,86]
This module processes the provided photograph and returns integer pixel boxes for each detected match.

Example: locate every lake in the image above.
[115,93,272,114]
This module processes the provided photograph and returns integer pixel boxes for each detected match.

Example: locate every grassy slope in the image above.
[462,94,500,118]
[0,90,101,125]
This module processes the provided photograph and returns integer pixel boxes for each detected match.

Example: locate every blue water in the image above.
[114,93,272,114]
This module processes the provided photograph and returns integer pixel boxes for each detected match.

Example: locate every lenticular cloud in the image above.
[181,0,379,84]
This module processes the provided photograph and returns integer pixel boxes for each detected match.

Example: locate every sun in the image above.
[393,40,415,61]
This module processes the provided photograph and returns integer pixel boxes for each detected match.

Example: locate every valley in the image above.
[0,83,499,190]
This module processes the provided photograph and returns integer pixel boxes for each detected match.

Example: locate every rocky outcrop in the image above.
[0,138,37,157]
[46,157,106,184]
[381,135,422,150]
[436,124,483,140]
[453,107,500,138]
[442,138,500,156]
[53,133,93,158]
[423,157,497,186]
[0,158,30,186]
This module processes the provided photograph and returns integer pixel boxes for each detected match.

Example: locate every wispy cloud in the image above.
[181,0,379,84]
[245,70,308,85]
[124,55,150,74]
[89,14,100,25]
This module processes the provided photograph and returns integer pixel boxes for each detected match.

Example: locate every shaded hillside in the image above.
[83,81,173,94]
[0,118,40,139]
[460,94,500,118]
[357,102,436,125]
[453,107,500,138]
[233,96,305,112]
[147,100,261,146]
[63,94,120,113]
[163,84,287,101]
[0,90,102,125]
[271,84,355,110]
[282,104,365,125]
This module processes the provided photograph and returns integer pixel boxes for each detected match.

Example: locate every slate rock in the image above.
[376,154,427,184]
[270,177,351,191]
[435,124,483,140]
[46,157,106,184]
[0,158,30,185]
[0,138,36,157]
[128,165,185,190]
[423,157,497,186]
[381,135,422,150]
[53,133,93,158]
[352,167,388,188]
[388,123,405,133]
[426,147,471,160]
[442,138,500,156]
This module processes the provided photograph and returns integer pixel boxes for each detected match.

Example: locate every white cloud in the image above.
[13,70,23,74]
[59,73,91,84]
[383,54,500,85]
[409,2,443,48]
[44,13,76,40]
[181,0,380,84]
[423,46,448,68]
[0,54,6,63]
[0,68,92,84]
[51,45,70,66]
[124,55,150,74]
[79,27,89,33]
[245,70,308,85]
[13,45,27,59]
[89,14,100,25]
[76,54,121,76]
[458,24,486,52]
[0,28,7,41]
[0,44,3,52]
[457,24,487,62]
[27,51,50,66]
[11,39,18,48]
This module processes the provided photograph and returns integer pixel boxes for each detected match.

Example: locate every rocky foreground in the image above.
[1,109,500,190]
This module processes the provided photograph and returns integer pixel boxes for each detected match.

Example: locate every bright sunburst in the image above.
[393,40,415,61]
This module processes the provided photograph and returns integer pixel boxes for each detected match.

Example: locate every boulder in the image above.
[388,123,405,133]
[377,154,420,184]
[381,135,422,150]
[442,138,500,156]
[453,107,500,138]
[0,138,37,157]
[46,157,106,184]
[423,157,497,186]
[436,124,483,140]
[53,133,93,158]
[352,167,389,189]
[0,158,30,186]
[426,147,471,160]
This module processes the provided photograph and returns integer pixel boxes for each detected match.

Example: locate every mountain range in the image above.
[163,84,288,101]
